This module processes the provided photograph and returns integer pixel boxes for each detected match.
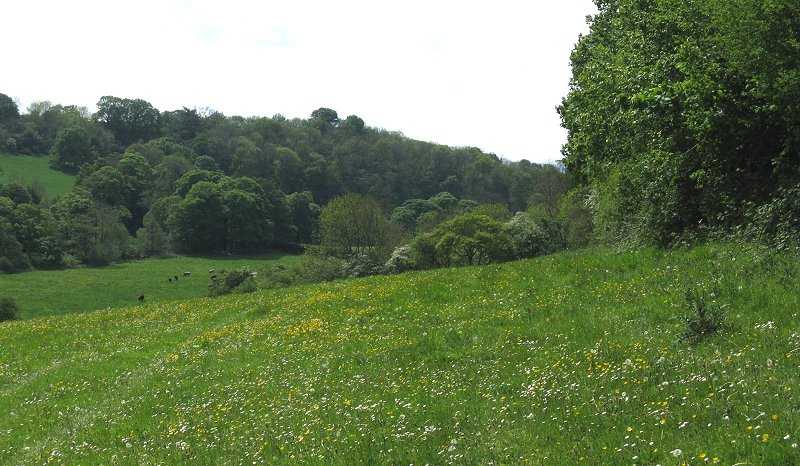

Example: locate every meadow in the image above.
[0,243,798,464]
[0,253,300,319]
[0,151,75,201]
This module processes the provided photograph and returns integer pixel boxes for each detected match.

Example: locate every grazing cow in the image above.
[168,277,172,283]
[138,294,145,302]
[183,271,191,277]
[174,275,179,281]
[209,268,215,274]
[211,275,217,280]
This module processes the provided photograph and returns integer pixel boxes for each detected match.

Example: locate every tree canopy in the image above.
[559,0,800,245]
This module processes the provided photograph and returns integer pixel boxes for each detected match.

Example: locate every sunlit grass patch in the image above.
[0,242,798,464]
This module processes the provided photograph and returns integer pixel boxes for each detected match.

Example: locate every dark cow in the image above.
[183,272,191,277]
[138,294,145,302]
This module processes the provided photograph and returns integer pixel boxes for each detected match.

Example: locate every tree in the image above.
[94,96,161,146]
[0,93,19,126]
[173,169,223,197]
[136,213,170,257]
[83,165,126,206]
[222,188,272,253]
[168,181,225,253]
[0,217,31,272]
[287,191,321,244]
[10,202,62,268]
[0,93,20,142]
[411,212,514,268]
[50,126,95,173]
[317,193,393,257]
[559,0,800,245]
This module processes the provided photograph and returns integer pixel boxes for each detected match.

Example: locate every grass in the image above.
[0,253,300,319]
[0,151,75,200]
[0,242,798,464]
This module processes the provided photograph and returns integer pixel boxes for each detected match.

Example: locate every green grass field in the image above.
[0,243,798,464]
[0,253,300,319]
[0,151,75,200]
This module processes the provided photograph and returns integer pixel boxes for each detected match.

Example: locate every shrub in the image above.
[343,250,386,278]
[744,185,800,250]
[384,245,414,273]
[680,288,726,345]
[505,212,548,259]
[209,268,257,296]
[0,297,19,321]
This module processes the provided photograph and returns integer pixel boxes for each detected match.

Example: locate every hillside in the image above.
[0,244,798,464]
[0,151,75,200]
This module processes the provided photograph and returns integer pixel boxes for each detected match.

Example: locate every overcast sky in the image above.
[1,1,596,163]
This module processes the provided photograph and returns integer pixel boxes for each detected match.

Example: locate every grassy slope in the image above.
[0,243,798,464]
[0,253,300,319]
[0,151,75,200]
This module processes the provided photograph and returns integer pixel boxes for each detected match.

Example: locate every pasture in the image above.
[0,243,798,464]
[0,151,75,201]
[0,253,300,319]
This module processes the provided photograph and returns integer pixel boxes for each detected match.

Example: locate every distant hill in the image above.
[0,151,75,200]
[0,243,797,464]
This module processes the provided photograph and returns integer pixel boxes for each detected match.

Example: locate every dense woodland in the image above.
[560,0,800,247]
[2,0,799,280]
[0,91,573,275]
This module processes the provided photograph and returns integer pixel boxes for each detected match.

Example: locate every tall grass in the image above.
[0,243,797,464]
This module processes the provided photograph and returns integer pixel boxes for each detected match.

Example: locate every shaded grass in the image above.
[0,253,300,319]
[0,243,798,464]
[0,151,75,200]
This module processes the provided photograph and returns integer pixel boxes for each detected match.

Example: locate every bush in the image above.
[384,245,414,273]
[209,268,257,296]
[343,250,386,278]
[744,185,800,249]
[505,212,548,259]
[680,288,726,345]
[0,297,19,321]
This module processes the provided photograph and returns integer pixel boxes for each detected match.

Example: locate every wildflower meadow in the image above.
[0,243,798,464]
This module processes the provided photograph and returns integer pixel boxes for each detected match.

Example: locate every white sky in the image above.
[1,1,596,163]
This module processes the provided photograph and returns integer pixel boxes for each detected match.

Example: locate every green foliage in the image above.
[317,193,394,258]
[208,268,257,296]
[560,0,800,244]
[743,184,800,250]
[0,217,31,272]
[136,214,171,257]
[49,126,95,173]
[384,244,414,274]
[94,96,161,147]
[411,212,514,268]
[558,188,594,248]
[286,191,320,244]
[0,296,18,321]
[0,93,20,130]
[168,181,226,253]
[680,287,727,345]
[505,212,549,259]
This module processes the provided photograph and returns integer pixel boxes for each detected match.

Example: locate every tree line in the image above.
[1,93,581,273]
[559,0,800,247]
